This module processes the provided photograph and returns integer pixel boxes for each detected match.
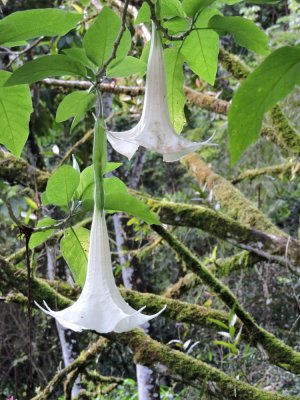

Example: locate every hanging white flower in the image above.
[107,23,207,162]
[36,207,165,333]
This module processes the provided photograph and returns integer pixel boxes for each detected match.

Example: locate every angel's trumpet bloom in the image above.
[36,207,165,333]
[107,23,205,162]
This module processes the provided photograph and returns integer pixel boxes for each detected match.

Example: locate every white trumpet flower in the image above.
[36,207,165,333]
[107,23,206,162]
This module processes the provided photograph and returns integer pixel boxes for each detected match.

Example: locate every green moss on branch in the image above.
[147,198,300,267]
[113,330,298,400]
[268,106,300,157]
[181,154,281,234]
[152,225,300,375]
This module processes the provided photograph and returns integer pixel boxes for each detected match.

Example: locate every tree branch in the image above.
[151,224,300,375]
[231,159,298,184]
[31,338,108,400]
[181,153,282,235]
[112,330,298,400]
[145,198,300,270]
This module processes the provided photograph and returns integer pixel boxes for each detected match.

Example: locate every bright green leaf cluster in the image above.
[0,8,81,45]
[229,46,300,163]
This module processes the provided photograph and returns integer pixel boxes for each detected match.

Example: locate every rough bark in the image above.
[181,153,282,234]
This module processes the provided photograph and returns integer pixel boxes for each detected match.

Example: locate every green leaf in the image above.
[104,178,160,224]
[114,29,132,64]
[76,163,121,198]
[60,227,89,287]
[164,17,189,34]
[0,9,81,45]
[209,16,269,55]
[228,46,300,163]
[0,71,32,157]
[208,318,228,330]
[77,168,160,224]
[248,0,280,3]
[221,0,243,4]
[2,40,27,47]
[181,29,219,84]
[63,48,96,70]
[164,47,186,132]
[83,6,120,66]
[29,218,56,250]
[107,56,147,78]
[56,91,95,130]
[141,41,151,64]
[161,0,185,19]
[214,341,239,354]
[5,55,87,86]
[135,2,151,24]
[182,0,215,17]
[46,165,80,207]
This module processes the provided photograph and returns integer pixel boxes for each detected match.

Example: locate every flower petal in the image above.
[107,23,211,162]
[36,208,165,333]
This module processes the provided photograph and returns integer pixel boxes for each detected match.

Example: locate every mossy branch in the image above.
[152,224,300,375]
[43,78,229,116]
[181,153,281,234]
[31,337,108,400]
[146,198,300,270]
[163,272,201,298]
[0,256,229,331]
[112,330,298,400]
[232,159,298,184]
[0,148,48,192]
[268,106,300,157]
[2,253,300,387]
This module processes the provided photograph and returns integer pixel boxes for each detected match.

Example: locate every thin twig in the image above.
[97,0,131,76]
[0,193,73,233]
[25,235,34,399]
[7,36,44,68]
[31,338,108,400]
[57,129,93,167]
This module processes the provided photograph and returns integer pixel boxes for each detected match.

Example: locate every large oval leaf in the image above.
[46,165,80,207]
[60,227,89,287]
[29,218,56,250]
[5,55,86,86]
[164,46,186,133]
[83,6,120,67]
[77,168,160,224]
[228,46,300,163]
[181,9,220,85]
[208,16,269,55]
[56,91,95,130]
[107,56,146,78]
[0,71,32,157]
[0,9,81,45]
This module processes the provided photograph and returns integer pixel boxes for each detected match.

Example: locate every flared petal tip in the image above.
[113,304,167,333]
[35,300,83,332]
[163,133,217,162]
[107,131,139,160]
[163,144,202,162]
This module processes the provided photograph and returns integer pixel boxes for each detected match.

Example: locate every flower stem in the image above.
[93,90,107,214]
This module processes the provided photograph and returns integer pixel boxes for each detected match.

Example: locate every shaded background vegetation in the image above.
[0,0,300,399]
